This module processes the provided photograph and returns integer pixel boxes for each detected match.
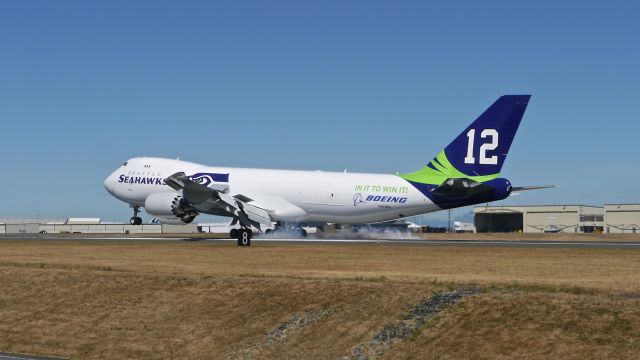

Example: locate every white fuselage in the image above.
[104,157,439,224]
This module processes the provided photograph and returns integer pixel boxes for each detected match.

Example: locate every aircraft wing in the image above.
[165,172,273,228]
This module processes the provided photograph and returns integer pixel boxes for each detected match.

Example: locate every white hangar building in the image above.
[473,205,605,233]
[474,204,640,233]
[604,204,640,233]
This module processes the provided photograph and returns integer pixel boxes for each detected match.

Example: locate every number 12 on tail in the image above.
[464,129,499,165]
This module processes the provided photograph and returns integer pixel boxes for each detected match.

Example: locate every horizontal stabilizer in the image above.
[431,178,495,199]
[511,185,555,192]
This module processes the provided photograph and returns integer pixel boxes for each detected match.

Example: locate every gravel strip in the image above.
[347,288,482,359]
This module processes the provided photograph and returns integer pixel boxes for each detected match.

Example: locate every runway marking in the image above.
[199,237,640,248]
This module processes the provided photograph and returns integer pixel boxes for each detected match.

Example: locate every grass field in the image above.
[0,240,639,359]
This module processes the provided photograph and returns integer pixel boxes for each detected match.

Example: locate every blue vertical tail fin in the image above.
[400,95,531,185]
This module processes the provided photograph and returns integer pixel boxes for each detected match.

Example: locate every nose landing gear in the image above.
[130,206,142,225]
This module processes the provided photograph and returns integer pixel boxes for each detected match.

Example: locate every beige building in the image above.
[0,217,198,234]
[604,204,640,233]
[473,205,604,233]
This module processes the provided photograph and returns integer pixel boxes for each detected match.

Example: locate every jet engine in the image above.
[144,192,198,224]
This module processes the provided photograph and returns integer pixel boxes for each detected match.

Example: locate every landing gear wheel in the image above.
[265,229,273,235]
[130,206,142,225]
[299,228,307,237]
[237,229,252,247]
[230,229,239,239]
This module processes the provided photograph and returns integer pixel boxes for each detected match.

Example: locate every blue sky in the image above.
[1,1,638,223]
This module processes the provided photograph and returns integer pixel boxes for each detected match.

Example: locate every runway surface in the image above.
[2,234,640,249]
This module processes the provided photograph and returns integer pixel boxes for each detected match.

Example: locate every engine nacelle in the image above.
[144,192,198,224]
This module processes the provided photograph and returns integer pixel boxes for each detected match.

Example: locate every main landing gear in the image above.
[264,222,308,237]
[230,228,252,247]
[130,206,142,225]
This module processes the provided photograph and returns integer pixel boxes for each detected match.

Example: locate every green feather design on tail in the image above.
[398,150,499,185]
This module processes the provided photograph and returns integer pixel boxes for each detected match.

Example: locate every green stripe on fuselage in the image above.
[398,150,499,185]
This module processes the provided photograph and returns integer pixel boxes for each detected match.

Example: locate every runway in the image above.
[2,234,640,249]
[0,352,61,360]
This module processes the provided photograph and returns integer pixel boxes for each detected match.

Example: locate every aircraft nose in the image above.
[104,172,116,194]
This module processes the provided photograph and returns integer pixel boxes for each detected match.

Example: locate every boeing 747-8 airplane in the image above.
[105,95,548,245]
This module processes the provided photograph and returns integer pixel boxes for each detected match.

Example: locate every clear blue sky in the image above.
[1,1,638,223]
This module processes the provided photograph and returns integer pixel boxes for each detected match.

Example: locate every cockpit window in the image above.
[123,161,128,166]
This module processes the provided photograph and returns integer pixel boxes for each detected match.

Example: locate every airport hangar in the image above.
[473,204,640,233]
[0,218,199,235]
